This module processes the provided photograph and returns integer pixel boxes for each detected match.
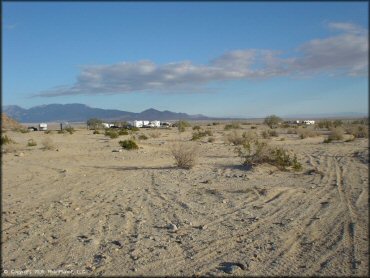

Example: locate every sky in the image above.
[3,2,368,118]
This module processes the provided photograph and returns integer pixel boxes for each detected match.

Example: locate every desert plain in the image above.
[1,122,369,276]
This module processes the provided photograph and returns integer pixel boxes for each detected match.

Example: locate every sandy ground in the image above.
[2,124,369,276]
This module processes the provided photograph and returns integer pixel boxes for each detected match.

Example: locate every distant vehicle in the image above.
[303,120,315,125]
[39,123,47,131]
[28,127,38,131]
[149,121,161,128]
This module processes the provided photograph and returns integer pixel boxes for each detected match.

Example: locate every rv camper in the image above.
[39,123,48,131]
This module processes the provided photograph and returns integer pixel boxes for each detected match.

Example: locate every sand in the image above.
[2,124,369,276]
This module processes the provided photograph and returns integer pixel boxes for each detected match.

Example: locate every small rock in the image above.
[167,223,178,232]
[222,200,227,204]
[16,152,24,157]
[200,225,208,230]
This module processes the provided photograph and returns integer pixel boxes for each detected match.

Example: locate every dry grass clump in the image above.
[262,130,279,139]
[236,139,302,171]
[64,127,75,134]
[42,137,56,150]
[287,128,297,134]
[171,142,199,169]
[193,125,201,130]
[191,129,213,141]
[1,134,14,145]
[208,137,215,143]
[175,120,191,132]
[138,134,148,140]
[105,130,119,139]
[297,128,318,139]
[118,129,129,136]
[93,130,100,134]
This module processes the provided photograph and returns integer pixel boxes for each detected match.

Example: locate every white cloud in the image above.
[35,22,368,97]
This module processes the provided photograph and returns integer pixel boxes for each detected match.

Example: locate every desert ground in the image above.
[2,122,369,276]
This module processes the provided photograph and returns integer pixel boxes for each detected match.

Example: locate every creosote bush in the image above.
[171,142,199,169]
[226,130,256,145]
[27,139,37,147]
[176,120,191,132]
[237,139,302,171]
[264,115,282,129]
[118,129,129,136]
[191,129,213,141]
[208,137,215,143]
[93,130,100,134]
[149,130,161,138]
[345,124,368,139]
[44,130,52,134]
[193,125,201,131]
[119,139,139,150]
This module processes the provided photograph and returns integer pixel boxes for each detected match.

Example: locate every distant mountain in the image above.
[2,103,210,123]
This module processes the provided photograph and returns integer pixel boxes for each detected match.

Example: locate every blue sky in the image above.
[3,2,368,117]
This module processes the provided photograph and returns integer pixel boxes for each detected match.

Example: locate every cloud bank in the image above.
[36,22,368,97]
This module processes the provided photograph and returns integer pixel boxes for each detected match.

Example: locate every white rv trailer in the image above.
[39,123,48,131]
[132,120,143,128]
[303,120,315,125]
[149,120,160,128]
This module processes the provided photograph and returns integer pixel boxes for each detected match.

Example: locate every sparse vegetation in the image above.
[191,129,213,141]
[42,137,56,150]
[105,130,119,139]
[226,130,254,145]
[44,130,52,134]
[264,115,282,129]
[93,130,100,134]
[208,137,215,143]
[345,124,368,139]
[237,138,302,171]
[130,127,140,132]
[58,130,67,134]
[224,122,241,130]
[149,130,161,138]
[171,142,198,169]
[27,139,37,147]
[193,125,201,130]
[119,139,139,150]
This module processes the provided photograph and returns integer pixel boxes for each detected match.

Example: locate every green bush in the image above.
[105,130,119,139]
[264,115,282,129]
[27,139,37,147]
[176,120,191,132]
[119,140,139,150]
[237,139,302,171]
[87,118,103,129]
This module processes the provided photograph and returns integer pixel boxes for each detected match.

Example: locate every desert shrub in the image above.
[19,128,30,133]
[297,128,318,139]
[138,134,148,140]
[27,139,37,147]
[224,122,241,130]
[149,130,161,138]
[118,129,129,136]
[191,129,213,141]
[1,135,14,145]
[345,137,355,142]
[119,139,139,150]
[251,126,257,129]
[328,127,344,141]
[323,138,332,144]
[170,142,198,169]
[208,137,215,143]
[212,122,219,126]
[269,130,279,137]
[44,130,52,134]
[177,120,191,132]
[193,125,201,130]
[64,127,75,134]
[281,123,290,128]
[264,115,282,129]
[58,130,66,134]
[105,130,119,139]
[93,130,100,134]
[42,137,56,150]
[237,139,302,171]
[87,118,103,129]
[280,137,285,141]
[333,120,343,128]
[345,124,368,139]
[227,130,246,145]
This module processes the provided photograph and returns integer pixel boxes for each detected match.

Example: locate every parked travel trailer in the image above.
[303,120,315,125]
[39,123,48,131]
[149,121,161,128]
[132,120,143,128]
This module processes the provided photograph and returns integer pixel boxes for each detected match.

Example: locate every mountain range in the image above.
[2,103,210,123]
